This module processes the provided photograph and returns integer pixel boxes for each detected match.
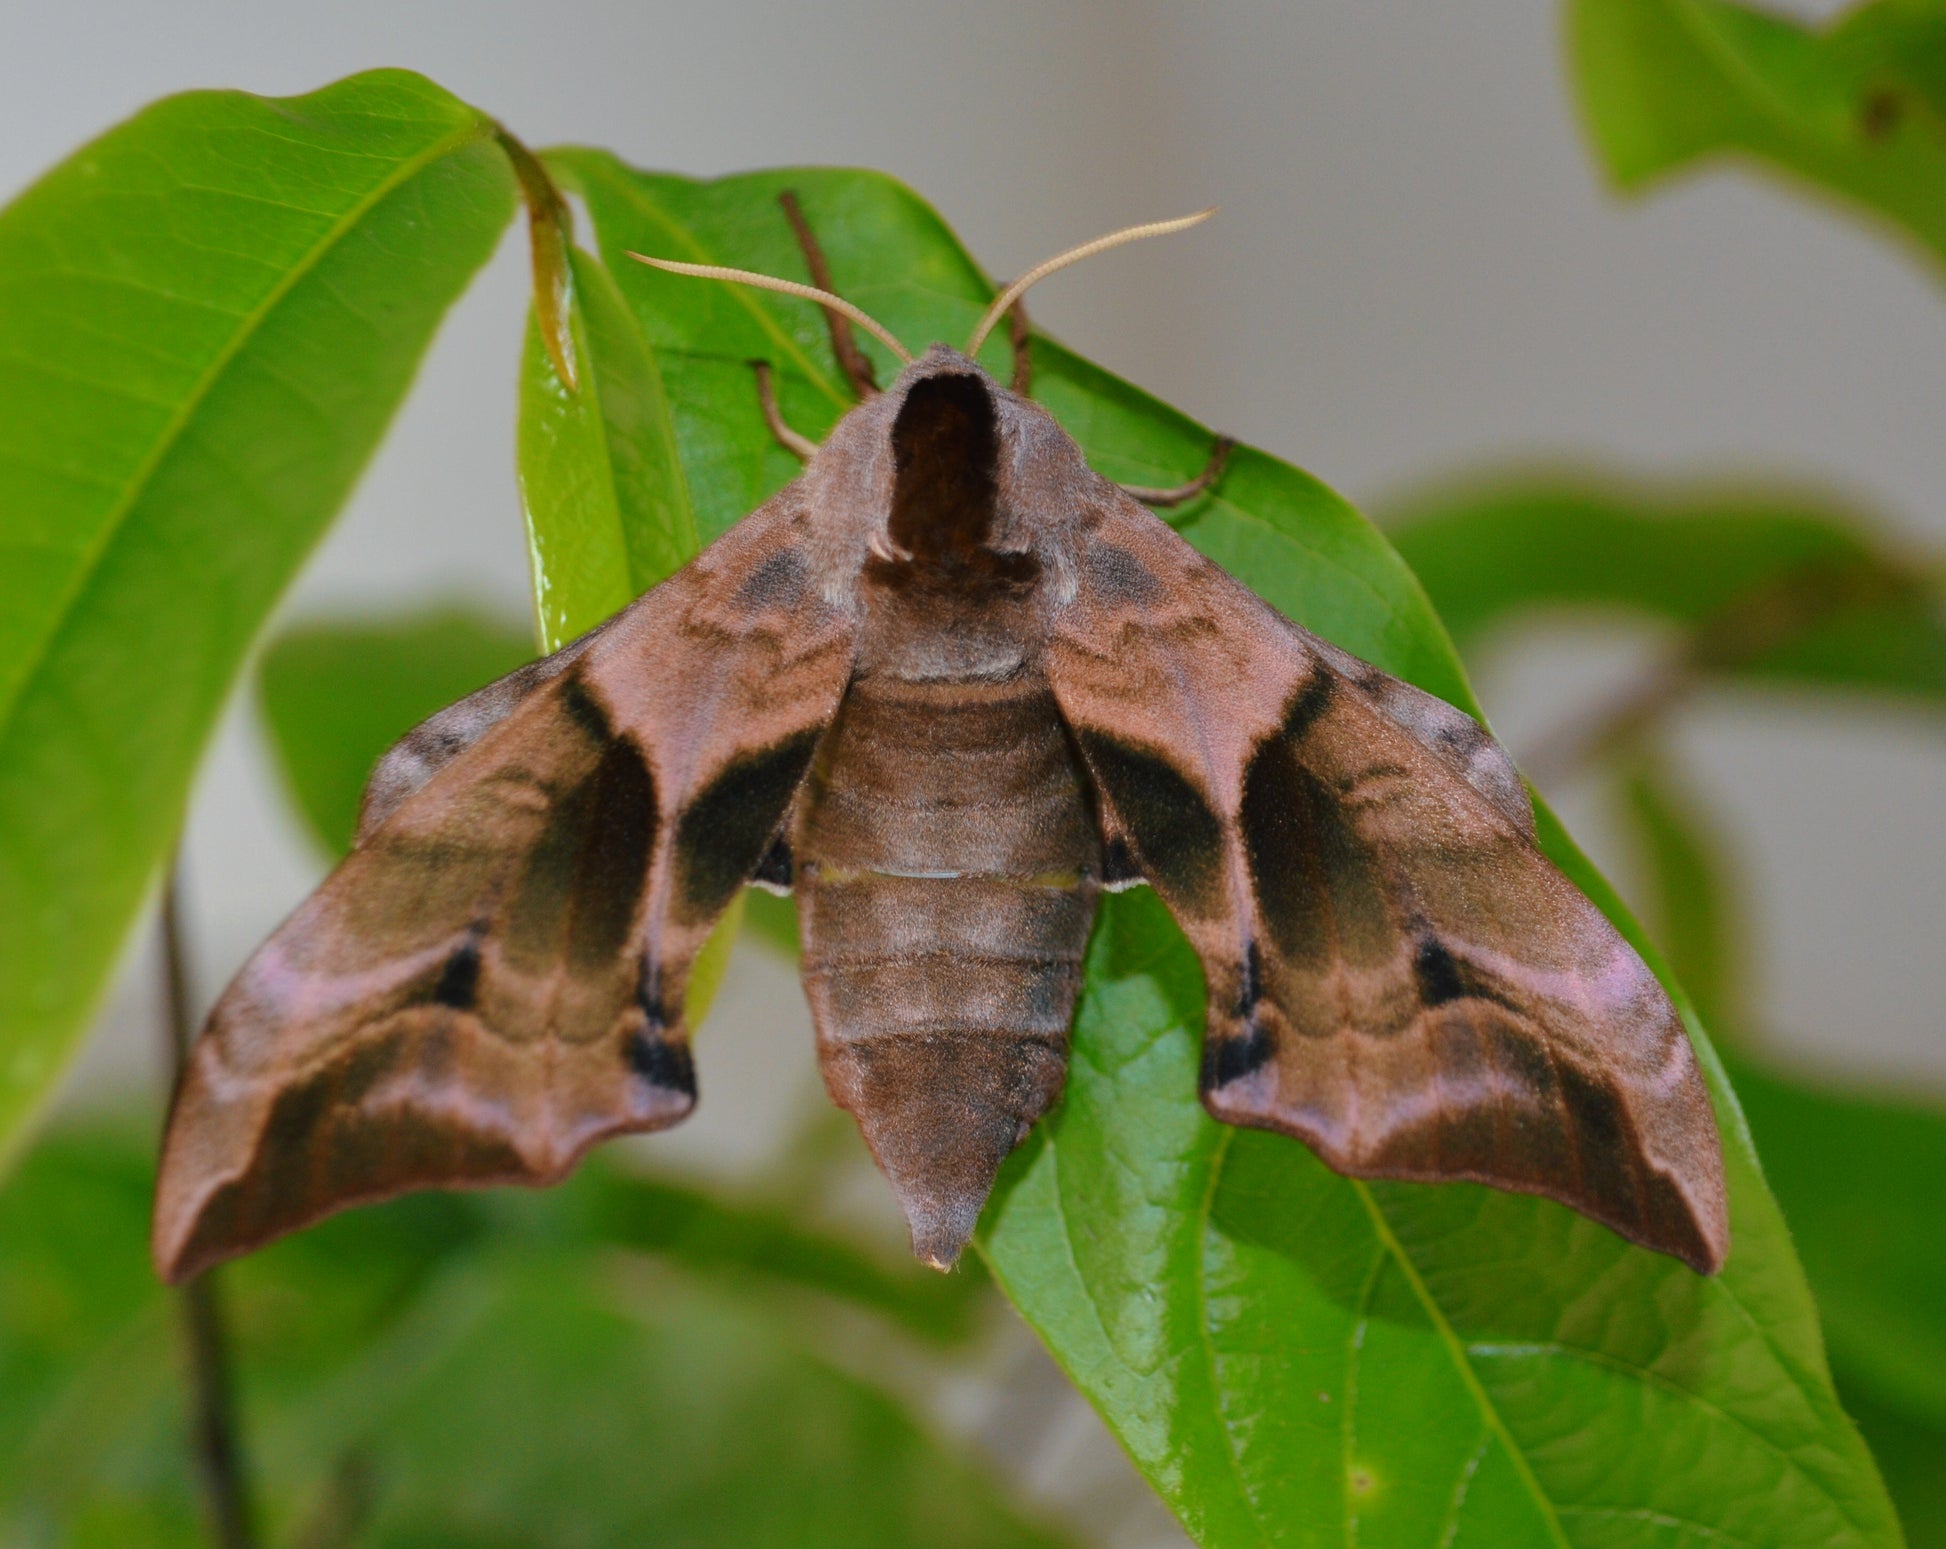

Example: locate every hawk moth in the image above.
[153,214,1728,1283]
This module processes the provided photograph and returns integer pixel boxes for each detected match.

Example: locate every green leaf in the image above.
[259,609,536,858]
[1602,724,1946,1540]
[1570,0,1946,273]
[1386,470,1946,705]
[1841,1378,1946,1549]
[549,160,1897,1545]
[1608,746,1748,1036]
[0,1124,1057,1545]
[0,70,519,1173]
[517,238,697,649]
[563,1164,989,1347]
[1731,1060,1946,1430]
[289,1256,1070,1549]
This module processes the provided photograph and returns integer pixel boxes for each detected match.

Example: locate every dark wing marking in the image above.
[1043,486,1728,1273]
[154,492,855,1281]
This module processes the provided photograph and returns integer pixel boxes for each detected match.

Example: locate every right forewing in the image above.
[1044,487,1728,1272]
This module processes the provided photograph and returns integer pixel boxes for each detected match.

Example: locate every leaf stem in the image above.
[161,868,260,1549]
[1520,551,1913,785]
[496,125,579,392]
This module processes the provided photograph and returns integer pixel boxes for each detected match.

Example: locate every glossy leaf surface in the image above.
[1571,0,1946,274]
[517,237,696,650]
[0,70,518,1171]
[546,158,1898,1547]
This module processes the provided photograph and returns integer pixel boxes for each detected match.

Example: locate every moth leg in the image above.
[778,188,878,400]
[1121,435,1235,509]
[750,360,820,462]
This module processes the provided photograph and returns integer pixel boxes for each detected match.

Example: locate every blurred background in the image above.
[2,2,1941,1545]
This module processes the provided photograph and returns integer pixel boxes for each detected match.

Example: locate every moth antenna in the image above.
[627,253,914,364]
[966,208,1217,356]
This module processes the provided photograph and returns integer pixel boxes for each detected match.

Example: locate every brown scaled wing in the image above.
[1046,488,1728,1273]
[153,490,854,1282]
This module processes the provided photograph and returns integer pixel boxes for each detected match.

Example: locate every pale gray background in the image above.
[2,0,1941,1534]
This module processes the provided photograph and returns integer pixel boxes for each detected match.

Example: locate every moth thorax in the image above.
[878,372,1039,589]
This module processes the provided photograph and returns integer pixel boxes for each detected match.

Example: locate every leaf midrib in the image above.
[1344,1182,1575,1548]
[0,107,496,753]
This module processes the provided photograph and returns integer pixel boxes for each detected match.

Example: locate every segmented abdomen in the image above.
[793,668,1101,1262]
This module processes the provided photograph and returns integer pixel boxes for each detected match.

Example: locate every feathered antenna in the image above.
[965,208,1217,356]
[626,254,914,364]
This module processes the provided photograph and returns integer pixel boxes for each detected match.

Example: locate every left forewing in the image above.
[1043,488,1728,1272]
[154,491,855,1281]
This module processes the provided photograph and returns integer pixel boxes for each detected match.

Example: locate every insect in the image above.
[153,203,1728,1284]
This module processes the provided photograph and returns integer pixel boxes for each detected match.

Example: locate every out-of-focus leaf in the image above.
[286,1260,1068,1549]
[1842,1376,1946,1549]
[0,70,519,1175]
[1731,1060,1946,1428]
[0,1125,1046,1543]
[1386,470,1946,704]
[561,1165,988,1346]
[550,159,1897,1546]
[1570,0,1946,273]
[1608,736,1946,1537]
[259,609,535,859]
[1609,746,1748,1035]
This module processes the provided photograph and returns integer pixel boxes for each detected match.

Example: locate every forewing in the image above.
[154,491,854,1281]
[1044,489,1728,1272]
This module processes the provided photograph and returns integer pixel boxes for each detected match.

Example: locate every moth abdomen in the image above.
[795,670,1101,1266]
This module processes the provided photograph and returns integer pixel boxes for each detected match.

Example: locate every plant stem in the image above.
[1518,656,1693,788]
[161,868,260,1549]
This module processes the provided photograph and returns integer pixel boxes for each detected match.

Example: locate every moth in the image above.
[153,205,1728,1284]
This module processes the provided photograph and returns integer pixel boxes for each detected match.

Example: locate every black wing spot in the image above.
[431,933,484,1010]
[1100,834,1142,890]
[674,728,823,923]
[736,548,807,611]
[1084,542,1160,606]
[559,673,615,742]
[565,734,659,970]
[1234,939,1264,1020]
[627,1033,696,1098]
[1202,1021,1275,1091]
[1076,732,1224,916]
[1413,937,1467,1007]
[1241,724,1395,974]
[1281,670,1335,744]
[1410,936,1521,1015]
[752,831,794,892]
[1559,1060,1638,1222]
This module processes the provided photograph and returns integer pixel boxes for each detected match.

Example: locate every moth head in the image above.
[629,208,1216,584]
